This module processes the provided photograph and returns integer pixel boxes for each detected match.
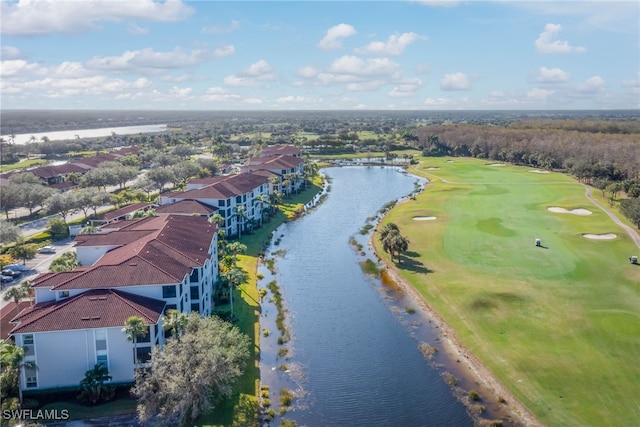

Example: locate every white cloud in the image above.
[0,60,42,77]
[527,88,554,100]
[329,56,401,77]
[1,0,194,36]
[241,60,274,78]
[577,76,605,93]
[128,22,148,35]
[276,96,308,104]
[168,86,192,98]
[347,81,386,92]
[200,86,242,102]
[297,66,319,79]
[1,46,22,60]
[213,45,235,58]
[86,48,207,72]
[411,0,459,7]
[621,78,640,88]
[535,23,586,53]
[536,67,571,83]
[424,97,451,106]
[440,72,471,90]
[388,78,423,97]
[355,32,424,56]
[223,76,255,87]
[201,20,240,34]
[224,60,275,87]
[317,23,357,50]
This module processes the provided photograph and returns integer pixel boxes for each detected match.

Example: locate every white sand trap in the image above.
[425,167,440,170]
[487,163,506,167]
[446,160,454,163]
[529,170,550,174]
[413,216,437,221]
[583,233,617,240]
[548,207,592,216]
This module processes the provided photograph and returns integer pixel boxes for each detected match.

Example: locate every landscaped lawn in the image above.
[378,157,640,427]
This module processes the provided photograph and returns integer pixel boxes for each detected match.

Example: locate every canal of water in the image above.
[258,166,475,427]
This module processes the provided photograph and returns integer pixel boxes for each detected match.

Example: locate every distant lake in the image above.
[1,124,167,145]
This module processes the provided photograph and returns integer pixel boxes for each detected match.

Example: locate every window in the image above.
[190,269,199,283]
[137,327,151,343]
[235,196,241,204]
[165,304,177,313]
[191,303,200,313]
[190,286,199,300]
[26,377,37,388]
[218,200,225,207]
[136,347,152,363]
[23,335,34,345]
[97,354,108,367]
[162,285,176,298]
[59,290,69,299]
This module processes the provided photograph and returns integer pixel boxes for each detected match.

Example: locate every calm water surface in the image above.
[3,124,167,145]
[260,166,472,426]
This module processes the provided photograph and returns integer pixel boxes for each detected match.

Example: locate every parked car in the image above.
[2,264,30,272]
[1,275,14,283]
[37,246,56,254]
[1,269,21,278]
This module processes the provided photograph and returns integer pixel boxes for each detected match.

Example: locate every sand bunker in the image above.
[425,167,440,170]
[582,233,617,240]
[529,170,550,174]
[548,207,592,216]
[413,216,437,221]
[487,163,506,167]
[446,160,454,163]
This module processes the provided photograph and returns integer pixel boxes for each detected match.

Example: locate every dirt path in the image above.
[583,184,640,249]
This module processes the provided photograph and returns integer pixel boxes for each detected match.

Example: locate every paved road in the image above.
[0,238,76,309]
[583,184,640,249]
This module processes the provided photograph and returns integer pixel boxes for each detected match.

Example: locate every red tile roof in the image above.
[9,289,165,334]
[175,173,268,200]
[260,145,301,157]
[33,215,216,290]
[28,164,87,179]
[1,301,31,339]
[244,155,303,170]
[154,200,217,216]
[96,202,151,221]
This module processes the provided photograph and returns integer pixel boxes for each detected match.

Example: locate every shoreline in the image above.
[375,252,540,426]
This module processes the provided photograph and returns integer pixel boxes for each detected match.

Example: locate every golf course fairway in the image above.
[380,157,640,427]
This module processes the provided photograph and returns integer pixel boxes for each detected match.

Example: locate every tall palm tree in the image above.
[163,309,188,341]
[254,194,271,226]
[220,267,249,318]
[122,316,148,369]
[234,205,247,239]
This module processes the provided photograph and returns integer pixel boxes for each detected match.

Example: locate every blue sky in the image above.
[1,0,638,110]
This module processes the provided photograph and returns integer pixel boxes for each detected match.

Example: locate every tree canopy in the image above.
[133,313,249,426]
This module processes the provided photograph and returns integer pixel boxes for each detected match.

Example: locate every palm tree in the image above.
[79,363,112,404]
[3,284,29,314]
[254,194,271,226]
[378,222,400,242]
[163,309,188,341]
[225,242,247,268]
[1,340,36,403]
[122,316,148,369]
[234,205,247,239]
[220,267,249,318]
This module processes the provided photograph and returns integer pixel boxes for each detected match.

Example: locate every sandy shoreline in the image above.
[377,259,541,426]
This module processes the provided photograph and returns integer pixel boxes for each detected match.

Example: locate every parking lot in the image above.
[0,238,76,309]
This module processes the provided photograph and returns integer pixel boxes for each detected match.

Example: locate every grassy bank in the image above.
[200,176,324,426]
[377,157,640,427]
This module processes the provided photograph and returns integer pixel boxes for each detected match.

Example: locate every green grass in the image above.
[41,398,137,420]
[378,156,640,427]
[0,158,47,173]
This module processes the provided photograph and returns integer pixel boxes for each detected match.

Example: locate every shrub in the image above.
[498,395,506,404]
[256,273,264,280]
[262,398,271,407]
[261,390,270,399]
[278,348,288,358]
[419,342,438,359]
[405,307,416,314]
[277,364,288,371]
[442,372,458,387]
[279,388,294,407]
[262,329,270,337]
[281,420,297,427]
[264,408,276,421]
[469,390,481,401]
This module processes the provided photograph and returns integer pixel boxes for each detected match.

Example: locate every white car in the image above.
[37,246,57,254]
